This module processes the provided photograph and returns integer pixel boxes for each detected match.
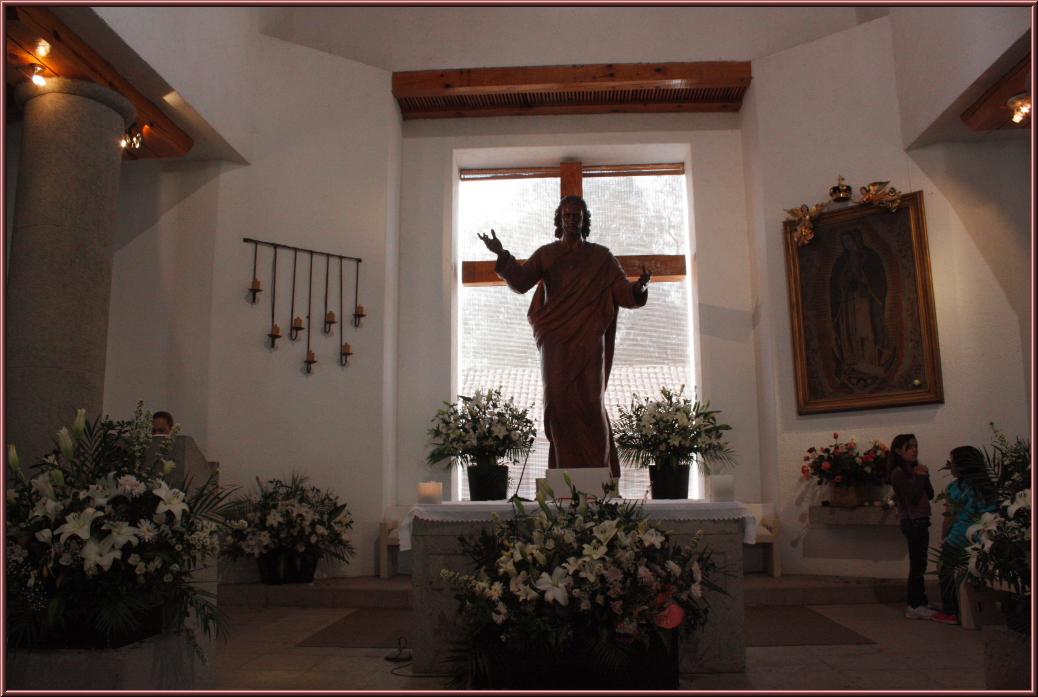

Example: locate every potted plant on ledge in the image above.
[221,473,355,584]
[5,403,233,690]
[801,433,888,508]
[441,478,722,689]
[613,386,734,500]
[427,387,536,501]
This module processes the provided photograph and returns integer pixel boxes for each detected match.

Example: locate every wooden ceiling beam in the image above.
[394,62,751,98]
[961,53,1031,131]
[6,6,193,158]
[393,61,751,119]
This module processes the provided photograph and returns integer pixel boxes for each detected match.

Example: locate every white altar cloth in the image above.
[399,499,756,550]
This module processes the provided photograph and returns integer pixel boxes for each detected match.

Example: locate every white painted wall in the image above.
[397,114,762,508]
[742,17,1030,578]
[99,8,402,577]
[888,7,1031,147]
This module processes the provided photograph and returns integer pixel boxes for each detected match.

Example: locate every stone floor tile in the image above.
[923,668,986,690]
[847,668,947,690]
[237,651,325,672]
[745,645,824,668]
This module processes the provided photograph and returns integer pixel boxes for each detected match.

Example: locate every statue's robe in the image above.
[496,241,648,477]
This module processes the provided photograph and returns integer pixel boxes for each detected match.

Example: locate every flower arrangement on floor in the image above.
[427,387,536,500]
[800,433,889,488]
[5,403,233,657]
[221,473,355,584]
[943,426,1031,633]
[440,477,722,689]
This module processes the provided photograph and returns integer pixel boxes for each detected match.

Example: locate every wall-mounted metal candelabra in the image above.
[243,237,364,374]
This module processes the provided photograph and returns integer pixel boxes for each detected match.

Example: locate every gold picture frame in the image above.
[783,190,943,414]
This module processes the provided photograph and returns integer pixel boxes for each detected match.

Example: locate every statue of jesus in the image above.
[479,195,651,478]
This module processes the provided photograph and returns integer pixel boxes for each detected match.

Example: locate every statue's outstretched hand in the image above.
[636,266,652,290]
[478,229,504,256]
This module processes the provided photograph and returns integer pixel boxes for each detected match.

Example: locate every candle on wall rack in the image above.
[267,246,280,347]
[304,251,315,373]
[323,255,336,334]
[340,341,352,366]
[289,249,302,341]
[248,240,262,303]
[352,260,365,327]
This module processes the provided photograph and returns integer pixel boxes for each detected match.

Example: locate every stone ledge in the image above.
[809,505,900,526]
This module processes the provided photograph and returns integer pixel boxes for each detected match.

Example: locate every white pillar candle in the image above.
[417,481,443,504]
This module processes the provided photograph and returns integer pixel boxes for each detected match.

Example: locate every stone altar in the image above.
[400,500,754,675]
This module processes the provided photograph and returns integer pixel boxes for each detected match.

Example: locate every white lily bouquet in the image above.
[440,479,721,689]
[5,403,233,654]
[613,386,734,473]
[962,429,1031,597]
[221,473,355,565]
[427,387,536,469]
[937,426,1031,634]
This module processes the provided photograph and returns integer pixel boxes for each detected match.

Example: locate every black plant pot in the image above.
[257,548,319,584]
[470,629,678,689]
[467,463,509,501]
[649,464,691,500]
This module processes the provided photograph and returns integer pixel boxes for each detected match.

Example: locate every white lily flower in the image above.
[152,481,189,523]
[534,567,572,606]
[581,540,608,560]
[35,528,53,544]
[966,512,1000,544]
[82,536,121,572]
[102,521,141,548]
[593,519,618,544]
[640,528,665,548]
[56,508,103,544]
[1007,489,1030,518]
[31,474,55,501]
[31,497,64,521]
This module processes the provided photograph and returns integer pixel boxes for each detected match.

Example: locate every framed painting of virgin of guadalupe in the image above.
[783,190,943,414]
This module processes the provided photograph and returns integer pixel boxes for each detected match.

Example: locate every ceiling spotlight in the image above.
[120,124,143,150]
[30,64,46,87]
[1008,93,1031,124]
[35,39,51,58]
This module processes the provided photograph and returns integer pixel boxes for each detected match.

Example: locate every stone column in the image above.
[7,78,135,463]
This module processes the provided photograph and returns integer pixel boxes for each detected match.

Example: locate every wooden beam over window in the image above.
[463,254,686,287]
[5,6,193,159]
[460,163,685,181]
[394,61,751,119]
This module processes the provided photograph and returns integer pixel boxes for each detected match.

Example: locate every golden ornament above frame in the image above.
[784,176,902,247]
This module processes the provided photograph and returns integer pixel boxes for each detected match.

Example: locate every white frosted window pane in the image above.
[458,174,697,501]
[583,175,688,255]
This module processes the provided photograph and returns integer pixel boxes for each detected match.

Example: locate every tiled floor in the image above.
[213,602,988,690]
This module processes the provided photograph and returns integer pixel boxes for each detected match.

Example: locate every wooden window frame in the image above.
[460,161,687,286]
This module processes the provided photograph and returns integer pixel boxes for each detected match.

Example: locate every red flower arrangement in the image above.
[801,433,889,488]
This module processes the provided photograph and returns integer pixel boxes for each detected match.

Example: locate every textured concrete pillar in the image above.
[7,78,135,463]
